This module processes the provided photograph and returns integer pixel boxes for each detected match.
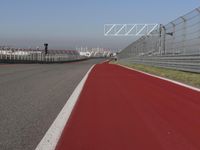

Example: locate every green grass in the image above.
[111,61,200,89]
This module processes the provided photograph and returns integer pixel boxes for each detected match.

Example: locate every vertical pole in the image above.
[159,24,163,55]
[0,48,1,61]
[44,43,48,55]
[173,24,175,55]
[196,8,200,55]
[180,17,186,55]
[170,22,176,55]
[162,26,166,55]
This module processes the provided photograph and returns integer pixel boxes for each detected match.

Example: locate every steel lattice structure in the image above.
[104,24,159,36]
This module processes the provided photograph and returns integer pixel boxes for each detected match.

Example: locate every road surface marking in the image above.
[35,65,94,150]
[118,64,200,92]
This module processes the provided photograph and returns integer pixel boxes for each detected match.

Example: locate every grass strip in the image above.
[112,61,200,89]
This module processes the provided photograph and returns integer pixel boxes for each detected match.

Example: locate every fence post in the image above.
[0,48,2,61]
[180,16,187,55]
[162,25,166,55]
[196,8,200,55]
[170,22,176,55]
[159,24,162,55]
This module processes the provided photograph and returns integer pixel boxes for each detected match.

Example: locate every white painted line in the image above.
[101,59,109,64]
[35,65,95,150]
[118,64,200,92]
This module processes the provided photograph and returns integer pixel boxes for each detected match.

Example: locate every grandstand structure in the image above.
[77,47,113,58]
[0,46,84,63]
[0,46,113,63]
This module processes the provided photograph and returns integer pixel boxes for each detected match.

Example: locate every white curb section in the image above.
[118,64,200,92]
[35,65,94,150]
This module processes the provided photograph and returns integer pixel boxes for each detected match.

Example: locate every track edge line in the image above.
[35,65,95,150]
[117,64,200,92]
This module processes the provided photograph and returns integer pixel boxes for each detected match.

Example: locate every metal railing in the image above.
[118,7,200,73]
[0,48,86,63]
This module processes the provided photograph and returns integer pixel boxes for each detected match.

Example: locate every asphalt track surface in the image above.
[56,63,200,150]
[0,59,104,150]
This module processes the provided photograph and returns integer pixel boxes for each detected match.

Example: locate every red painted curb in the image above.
[56,63,200,150]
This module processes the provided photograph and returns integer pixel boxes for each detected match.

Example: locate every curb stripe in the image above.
[35,65,94,150]
[118,64,200,92]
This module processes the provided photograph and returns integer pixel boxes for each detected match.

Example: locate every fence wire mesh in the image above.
[119,7,200,57]
[118,7,200,73]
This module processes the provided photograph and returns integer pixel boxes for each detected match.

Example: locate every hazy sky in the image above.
[0,0,200,50]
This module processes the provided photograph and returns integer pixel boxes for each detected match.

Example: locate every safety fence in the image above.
[118,7,200,73]
[119,55,200,73]
[0,48,86,63]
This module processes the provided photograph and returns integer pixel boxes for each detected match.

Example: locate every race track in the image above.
[0,59,104,150]
[56,63,200,150]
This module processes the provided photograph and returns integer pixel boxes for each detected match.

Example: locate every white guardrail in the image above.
[119,55,200,73]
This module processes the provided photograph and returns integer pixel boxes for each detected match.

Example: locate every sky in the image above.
[0,0,200,50]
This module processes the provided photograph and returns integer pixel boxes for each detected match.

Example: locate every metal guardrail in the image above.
[119,55,200,73]
[0,49,86,63]
[118,7,200,73]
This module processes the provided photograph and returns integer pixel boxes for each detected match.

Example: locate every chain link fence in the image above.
[118,7,200,73]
